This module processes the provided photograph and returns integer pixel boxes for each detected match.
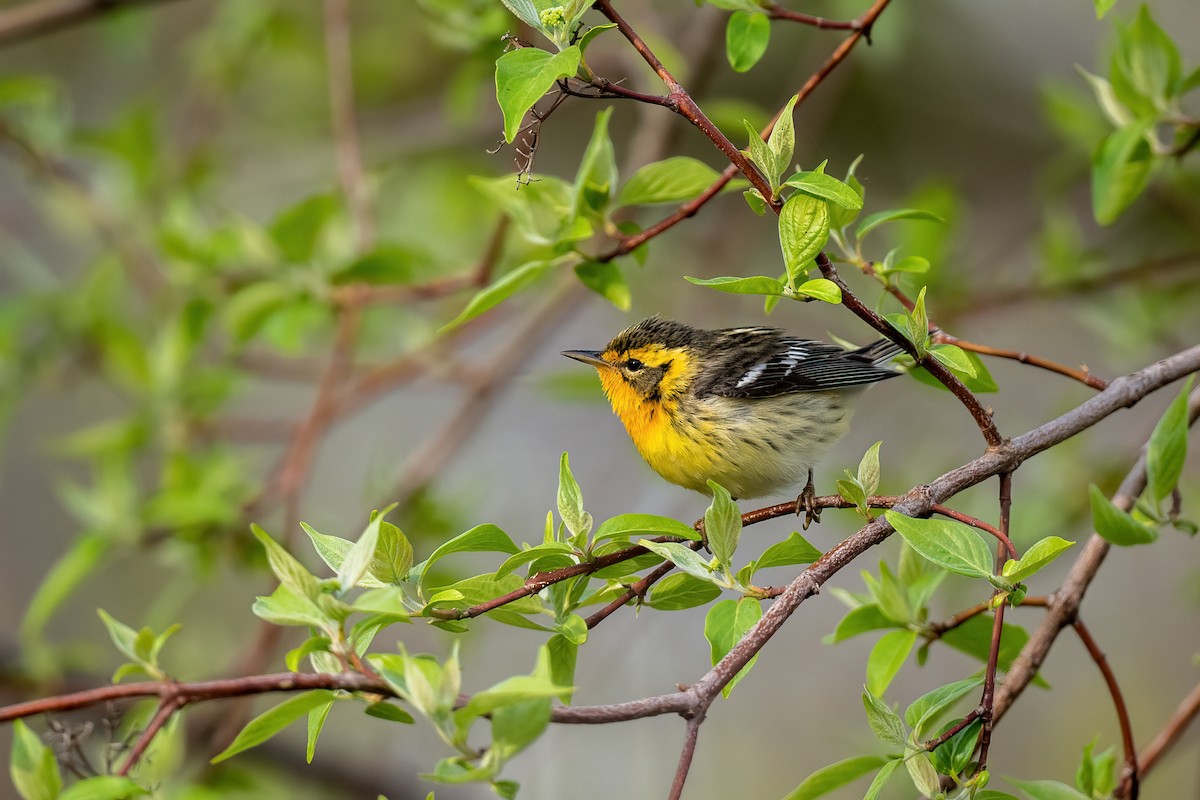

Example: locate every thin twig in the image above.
[935,332,1108,391]
[324,0,373,251]
[931,503,1017,559]
[668,716,704,800]
[765,4,862,30]
[1071,619,1138,799]
[0,0,185,45]
[976,472,1014,772]
[1122,680,1200,797]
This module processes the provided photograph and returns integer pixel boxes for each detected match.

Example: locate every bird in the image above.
[562,317,903,525]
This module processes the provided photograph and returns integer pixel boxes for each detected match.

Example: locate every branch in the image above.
[0,0,184,45]
[1122,680,1200,797]
[994,384,1200,723]
[1072,619,1138,798]
[934,332,1108,391]
[323,0,373,251]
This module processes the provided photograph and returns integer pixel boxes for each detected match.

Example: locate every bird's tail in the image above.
[852,327,942,364]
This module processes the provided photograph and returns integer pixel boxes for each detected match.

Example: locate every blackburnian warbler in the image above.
[563,317,903,522]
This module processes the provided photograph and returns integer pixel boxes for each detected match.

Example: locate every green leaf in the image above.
[426,573,545,616]
[930,718,982,776]
[885,511,994,579]
[905,675,984,736]
[592,513,699,544]
[942,615,1032,676]
[647,573,723,610]
[1091,120,1153,225]
[252,583,330,629]
[1094,0,1117,18]
[726,11,770,72]
[1002,536,1075,582]
[906,286,930,357]
[306,700,334,763]
[828,154,866,230]
[331,245,427,286]
[855,208,944,242]
[1089,484,1157,545]
[494,46,581,143]
[794,277,841,304]
[685,275,787,296]
[441,257,566,331]
[577,23,617,55]
[1006,777,1091,800]
[862,759,901,800]
[705,598,763,697]
[494,542,577,578]
[784,170,864,210]
[363,702,415,725]
[546,633,578,704]
[573,108,617,216]
[857,441,882,497]
[10,719,61,800]
[704,481,742,572]
[930,343,976,376]
[1109,5,1182,114]
[824,603,895,643]
[756,531,822,571]
[415,524,520,586]
[866,629,916,696]
[224,282,294,343]
[767,94,799,183]
[269,194,338,263]
[96,609,141,666]
[338,511,387,594]
[861,686,906,748]
[743,120,777,192]
[904,749,941,798]
[637,540,715,583]
[252,524,320,598]
[556,452,593,543]
[574,261,630,310]
[782,755,889,800]
[211,691,338,763]
[59,776,148,800]
[616,157,721,207]
[778,192,831,284]
[1146,376,1193,504]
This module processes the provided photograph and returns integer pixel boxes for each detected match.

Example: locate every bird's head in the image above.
[562,318,702,409]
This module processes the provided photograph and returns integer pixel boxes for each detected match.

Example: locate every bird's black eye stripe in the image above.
[625,358,644,372]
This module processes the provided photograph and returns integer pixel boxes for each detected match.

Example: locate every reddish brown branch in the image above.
[766,4,862,30]
[931,503,1017,559]
[1072,619,1138,798]
[819,255,1005,446]
[1123,680,1200,797]
[976,472,1013,772]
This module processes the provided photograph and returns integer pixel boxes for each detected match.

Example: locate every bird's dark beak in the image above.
[561,349,612,370]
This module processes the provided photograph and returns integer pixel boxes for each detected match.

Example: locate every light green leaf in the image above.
[778,192,830,284]
[557,452,593,541]
[59,776,148,800]
[1091,120,1153,226]
[767,94,799,182]
[705,598,763,697]
[306,700,334,763]
[930,343,976,376]
[726,10,770,72]
[1006,777,1091,800]
[743,119,777,191]
[885,511,994,579]
[781,755,889,800]
[252,524,320,598]
[10,719,62,800]
[616,157,721,207]
[573,108,617,216]
[794,277,841,304]
[857,441,882,497]
[1146,376,1193,504]
[211,690,337,763]
[685,275,787,296]
[904,749,940,798]
[416,524,521,586]
[862,759,901,800]
[269,194,338,263]
[904,675,984,736]
[441,257,568,332]
[756,531,822,572]
[495,46,581,143]
[647,573,723,610]
[1094,0,1117,18]
[337,511,387,594]
[1089,484,1156,545]
[637,540,715,583]
[861,686,905,748]
[704,481,741,572]
[824,603,895,643]
[784,170,863,210]
[497,0,540,29]
[592,513,699,544]
[1002,536,1075,582]
[866,629,916,696]
[855,208,944,242]
[252,583,330,629]
[494,542,577,578]
[574,261,630,310]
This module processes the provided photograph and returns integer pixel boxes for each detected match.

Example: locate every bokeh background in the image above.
[1,0,1198,798]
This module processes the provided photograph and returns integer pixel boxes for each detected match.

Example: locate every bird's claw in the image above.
[795,469,821,530]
